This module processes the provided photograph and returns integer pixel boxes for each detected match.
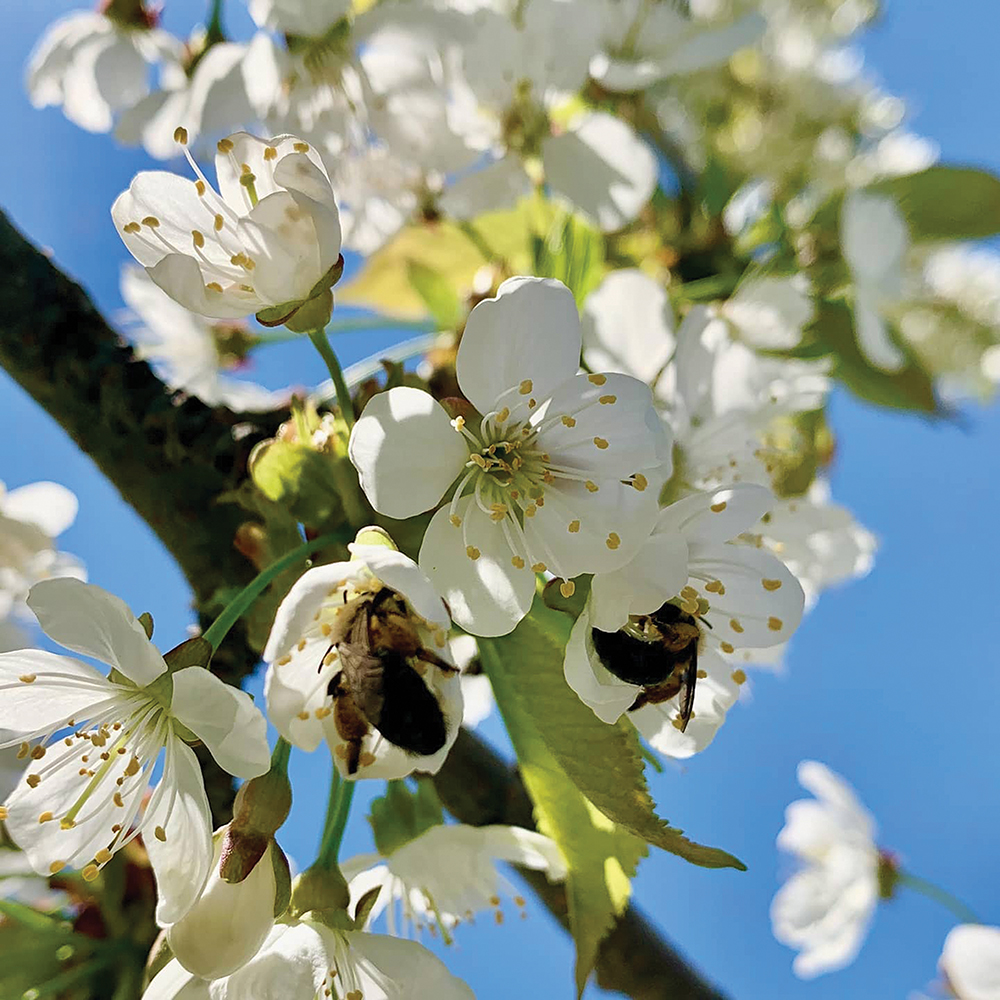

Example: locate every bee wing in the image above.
[338,614,387,727]
[676,646,698,733]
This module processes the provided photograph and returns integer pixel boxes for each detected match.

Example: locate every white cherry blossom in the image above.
[263,544,462,780]
[348,276,669,636]
[143,918,476,1000]
[565,484,804,756]
[112,131,343,325]
[120,265,288,411]
[771,761,879,978]
[26,7,179,134]
[940,925,1000,1000]
[344,823,566,938]
[841,190,908,371]
[0,579,270,926]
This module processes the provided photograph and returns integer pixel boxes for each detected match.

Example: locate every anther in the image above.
[113,793,124,807]
[466,546,481,560]
[599,395,617,405]
[293,141,310,153]
[16,743,29,760]
[519,379,533,394]
[449,515,462,527]
[195,180,206,196]
[0,807,6,820]
[19,673,37,683]
[95,849,113,864]
[206,282,223,293]
[173,126,188,145]
[60,818,76,830]
[710,501,728,513]
[263,146,278,161]
[768,617,783,631]
[762,578,782,591]
[123,221,141,234]
[559,580,575,598]
[531,562,546,572]
[155,825,167,842]
[729,619,744,634]
[561,415,576,427]
[511,556,525,569]
[585,481,599,492]
[124,756,140,777]
[82,864,100,882]
[217,138,234,153]
[49,860,65,873]
[732,669,747,684]
[297,711,310,721]
[26,774,40,788]
[568,520,580,533]
[38,812,54,824]
[632,473,648,491]
[214,213,224,231]
[593,437,609,449]
[606,532,620,549]
[588,374,607,385]
[30,745,45,760]
[141,216,160,228]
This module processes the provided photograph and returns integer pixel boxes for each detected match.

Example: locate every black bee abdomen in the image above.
[592,627,676,687]
[373,657,448,756]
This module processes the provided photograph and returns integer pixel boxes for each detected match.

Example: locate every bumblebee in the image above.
[325,587,456,773]
[590,601,702,731]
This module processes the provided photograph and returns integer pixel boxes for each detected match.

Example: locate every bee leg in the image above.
[628,675,684,713]
[416,647,460,674]
[345,738,362,775]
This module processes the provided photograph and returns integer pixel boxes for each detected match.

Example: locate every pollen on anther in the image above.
[585,480,599,493]
[466,546,481,560]
[588,373,607,386]
[524,504,537,517]
[263,146,278,161]
[297,711,311,721]
[293,141,310,153]
[762,578,782,591]
[206,282,224,293]
[49,860,65,874]
[214,213,225,231]
[559,580,575,598]
[561,415,576,428]
[449,514,462,528]
[593,437,609,449]
[519,379,533,394]
[567,520,580,533]
[531,562,547,572]
[606,532,620,550]
[95,849,113,864]
[710,501,728,513]
[30,745,46,760]
[720,641,735,654]
[192,229,205,248]
[195,179,206,196]
[141,216,160,228]
[599,395,617,405]
[729,618,744,634]
[82,864,100,882]
[217,138,235,153]
[154,825,167,842]
[113,793,124,808]
[511,556,525,569]
[123,221,141,234]
[38,812,54,824]
[173,126,188,144]
[496,406,510,422]
[732,669,747,685]
[768,616,783,631]
[16,743,29,760]
[19,674,37,684]
[26,774,40,788]
[124,756,140,777]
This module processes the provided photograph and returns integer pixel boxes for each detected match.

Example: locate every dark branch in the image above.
[0,206,727,1000]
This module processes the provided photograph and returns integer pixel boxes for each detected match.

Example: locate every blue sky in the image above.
[1,2,998,997]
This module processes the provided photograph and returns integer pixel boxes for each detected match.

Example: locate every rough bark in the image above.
[0,207,728,1000]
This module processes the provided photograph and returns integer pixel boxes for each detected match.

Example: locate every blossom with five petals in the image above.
[940,924,1000,1000]
[348,276,670,636]
[0,579,270,925]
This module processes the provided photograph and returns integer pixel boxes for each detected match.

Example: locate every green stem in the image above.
[308,329,355,429]
[679,273,742,302]
[270,736,292,773]
[315,770,356,870]
[898,871,980,924]
[202,530,349,651]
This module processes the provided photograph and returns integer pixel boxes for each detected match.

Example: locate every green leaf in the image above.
[873,166,1000,241]
[406,261,461,331]
[367,779,444,857]
[530,211,605,305]
[807,299,939,414]
[482,598,746,871]
[479,634,645,995]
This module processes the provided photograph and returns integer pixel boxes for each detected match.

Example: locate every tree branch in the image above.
[0,207,727,1000]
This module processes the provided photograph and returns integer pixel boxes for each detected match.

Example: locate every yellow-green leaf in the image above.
[482,597,746,871]
[479,636,645,996]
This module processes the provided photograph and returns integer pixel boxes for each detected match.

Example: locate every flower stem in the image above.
[315,769,355,871]
[205,0,225,43]
[202,530,350,651]
[898,871,980,923]
[308,328,355,429]
[270,736,292,773]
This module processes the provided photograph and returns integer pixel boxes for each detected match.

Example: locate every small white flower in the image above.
[26,8,179,134]
[841,190,908,371]
[263,545,462,780]
[0,579,270,925]
[0,480,85,629]
[349,276,669,636]
[143,918,476,1000]
[721,275,815,352]
[565,485,804,756]
[112,131,342,324]
[940,924,1000,1000]
[167,834,285,979]
[344,823,566,938]
[120,265,288,411]
[771,761,879,979]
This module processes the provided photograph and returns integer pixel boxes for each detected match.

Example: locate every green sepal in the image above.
[272,843,292,918]
[353,885,382,929]
[283,288,334,334]
[163,637,213,673]
[138,612,154,640]
[290,866,350,920]
[368,779,444,857]
[248,438,346,528]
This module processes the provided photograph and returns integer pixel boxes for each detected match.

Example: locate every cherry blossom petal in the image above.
[542,112,657,231]
[655,485,775,547]
[215,133,331,210]
[563,613,639,724]
[146,255,262,319]
[438,155,533,219]
[456,277,581,414]
[145,738,213,926]
[723,275,814,351]
[264,632,339,752]
[940,924,1000,1000]
[3,482,78,538]
[581,269,675,386]
[690,544,804,648]
[143,958,210,1000]
[27,579,166,686]
[349,387,467,519]
[169,668,270,779]
[419,500,535,638]
[0,650,111,740]
[349,546,450,630]
[538,372,668,478]
[589,529,689,631]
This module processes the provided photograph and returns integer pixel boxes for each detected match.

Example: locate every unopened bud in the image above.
[290,865,350,920]
[350,526,398,552]
[168,835,287,979]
